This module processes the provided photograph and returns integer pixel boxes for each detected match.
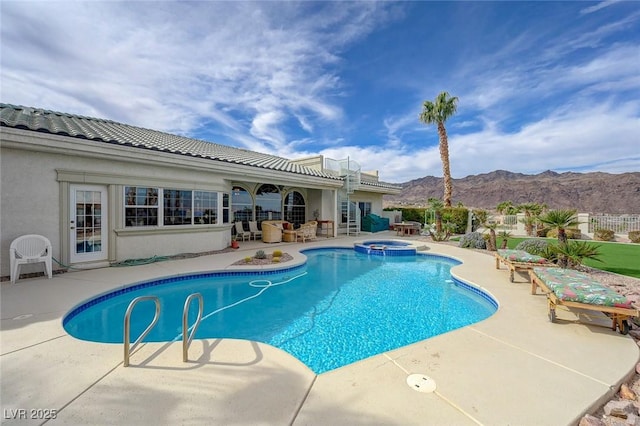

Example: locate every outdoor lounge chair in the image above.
[234,221,250,241]
[496,249,555,282]
[10,234,53,284]
[529,267,638,334]
[248,221,262,241]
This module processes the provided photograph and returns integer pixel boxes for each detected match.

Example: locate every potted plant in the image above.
[231,235,239,249]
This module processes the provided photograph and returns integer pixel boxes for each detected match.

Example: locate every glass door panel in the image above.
[70,185,107,263]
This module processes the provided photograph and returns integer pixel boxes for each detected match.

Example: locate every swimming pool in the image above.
[64,248,497,373]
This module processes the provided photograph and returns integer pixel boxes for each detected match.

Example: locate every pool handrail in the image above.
[182,293,204,362]
[123,295,161,367]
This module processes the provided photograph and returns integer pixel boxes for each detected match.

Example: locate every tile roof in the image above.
[0,104,340,179]
[0,103,401,191]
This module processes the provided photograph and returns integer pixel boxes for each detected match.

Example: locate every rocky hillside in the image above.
[383,170,640,213]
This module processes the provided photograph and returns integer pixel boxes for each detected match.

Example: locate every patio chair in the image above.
[529,267,638,334]
[234,221,250,241]
[495,249,556,283]
[248,221,262,241]
[10,234,53,284]
[296,221,318,243]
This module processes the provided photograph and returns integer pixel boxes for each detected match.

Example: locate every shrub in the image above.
[515,239,549,256]
[458,232,486,249]
[546,228,581,239]
[441,207,469,234]
[399,208,425,223]
[272,249,283,257]
[255,250,267,259]
[629,231,640,244]
[594,229,615,241]
[244,256,252,263]
[272,257,281,263]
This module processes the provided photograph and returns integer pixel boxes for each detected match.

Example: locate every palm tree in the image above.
[538,209,579,268]
[419,91,458,207]
[496,201,512,215]
[518,202,545,236]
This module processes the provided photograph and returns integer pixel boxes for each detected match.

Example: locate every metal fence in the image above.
[588,215,640,233]
[490,215,518,230]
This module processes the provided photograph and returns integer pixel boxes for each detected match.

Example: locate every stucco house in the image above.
[0,103,401,278]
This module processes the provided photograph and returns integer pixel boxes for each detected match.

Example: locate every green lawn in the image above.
[504,237,640,279]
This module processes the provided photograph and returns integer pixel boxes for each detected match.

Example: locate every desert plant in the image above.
[244,256,252,263]
[429,222,455,241]
[594,229,615,242]
[272,257,281,263]
[546,228,582,239]
[484,222,498,251]
[255,249,267,259]
[427,198,444,233]
[514,239,549,257]
[459,231,486,249]
[518,202,546,236]
[630,231,640,244]
[538,209,579,268]
[498,231,511,249]
[552,241,602,269]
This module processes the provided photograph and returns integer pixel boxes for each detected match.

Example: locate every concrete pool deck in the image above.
[1,231,638,425]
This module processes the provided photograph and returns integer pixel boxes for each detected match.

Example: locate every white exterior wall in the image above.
[1,148,61,275]
[0,145,231,277]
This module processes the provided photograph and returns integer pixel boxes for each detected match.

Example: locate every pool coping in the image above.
[1,232,638,425]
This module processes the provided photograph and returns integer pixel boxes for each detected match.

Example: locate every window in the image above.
[359,202,372,218]
[194,191,217,224]
[256,184,281,224]
[284,191,306,228]
[231,186,252,225]
[124,187,221,227]
[222,193,230,224]
[164,189,193,225]
[125,187,158,226]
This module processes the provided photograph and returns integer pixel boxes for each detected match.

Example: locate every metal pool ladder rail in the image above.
[182,293,203,362]
[123,295,161,367]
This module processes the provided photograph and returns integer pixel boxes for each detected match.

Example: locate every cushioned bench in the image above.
[529,267,638,334]
[496,249,555,282]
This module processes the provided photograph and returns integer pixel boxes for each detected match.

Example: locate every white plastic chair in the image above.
[248,221,262,241]
[10,234,53,284]
[234,221,250,241]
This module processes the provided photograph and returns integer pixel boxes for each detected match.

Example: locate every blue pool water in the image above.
[64,248,497,373]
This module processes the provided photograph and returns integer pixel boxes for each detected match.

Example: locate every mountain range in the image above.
[383,170,640,214]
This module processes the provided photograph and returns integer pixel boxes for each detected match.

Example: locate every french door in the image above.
[70,185,108,263]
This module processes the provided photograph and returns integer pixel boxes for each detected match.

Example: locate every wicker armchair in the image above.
[296,221,318,242]
[261,220,290,243]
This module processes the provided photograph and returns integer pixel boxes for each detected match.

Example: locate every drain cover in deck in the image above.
[406,374,436,393]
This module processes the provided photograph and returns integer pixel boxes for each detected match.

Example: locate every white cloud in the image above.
[580,0,624,15]
[0,1,391,147]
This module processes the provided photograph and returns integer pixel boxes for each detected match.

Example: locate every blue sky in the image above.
[2,1,639,183]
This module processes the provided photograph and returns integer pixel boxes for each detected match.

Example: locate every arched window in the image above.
[284,191,306,228]
[255,184,281,224]
[231,186,253,226]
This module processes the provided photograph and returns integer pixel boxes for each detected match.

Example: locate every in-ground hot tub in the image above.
[354,240,417,256]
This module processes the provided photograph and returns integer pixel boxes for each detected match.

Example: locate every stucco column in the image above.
[516,213,526,236]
